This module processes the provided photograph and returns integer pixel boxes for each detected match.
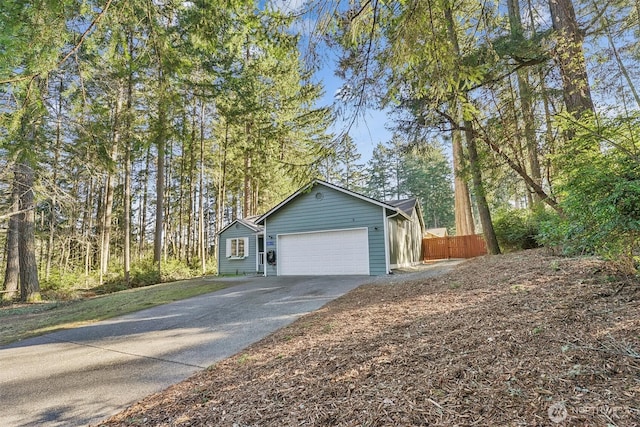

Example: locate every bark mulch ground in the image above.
[98,249,639,426]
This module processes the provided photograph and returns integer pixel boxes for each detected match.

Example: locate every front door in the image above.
[257,235,265,273]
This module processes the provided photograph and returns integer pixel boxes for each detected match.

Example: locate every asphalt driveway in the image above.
[0,261,462,427]
[0,275,383,426]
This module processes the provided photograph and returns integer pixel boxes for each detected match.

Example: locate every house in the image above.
[425,227,449,238]
[216,217,264,276]
[216,180,425,276]
[386,198,427,269]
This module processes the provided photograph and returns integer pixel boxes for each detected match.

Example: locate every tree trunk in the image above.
[538,66,557,193]
[464,124,501,254]
[444,3,500,254]
[452,128,475,235]
[507,0,542,206]
[46,78,64,280]
[243,42,253,217]
[216,122,229,233]
[445,2,475,237]
[16,160,41,302]
[60,236,69,276]
[548,0,594,117]
[187,114,196,262]
[232,193,238,222]
[84,177,94,287]
[138,146,151,258]
[164,139,172,262]
[199,103,206,274]
[124,133,132,286]
[178,121,187,261]
[3,173,20,300]
[99,173,113,281]
[244,150,252,217]
[123,31,135,286]
[206,192,212,262]
[154,96,166,274]
[46,187,57,281]
[100,86,123,279]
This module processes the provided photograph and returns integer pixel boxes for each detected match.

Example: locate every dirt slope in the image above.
[98,249,639,426]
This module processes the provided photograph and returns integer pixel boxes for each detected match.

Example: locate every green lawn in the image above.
[0,277,234,346]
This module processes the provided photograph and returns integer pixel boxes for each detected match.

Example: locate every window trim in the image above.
[226,237,249,259]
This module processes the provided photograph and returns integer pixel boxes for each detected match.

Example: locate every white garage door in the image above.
[278,228,369,275]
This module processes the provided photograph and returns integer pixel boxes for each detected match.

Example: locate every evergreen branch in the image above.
[0,74,33,86]
[343,0,379,137]
[348,1,372,22]
[433,108,562,213]
[467,57,548,92]
[565,115,640,163]
[56,0,114,71]
[583,0,612,35]
[433,108,460,130]
[473,120,562,213]
[0,0,114,86]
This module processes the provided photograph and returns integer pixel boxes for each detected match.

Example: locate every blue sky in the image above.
[315,62,393,163]
[268,0,394,163]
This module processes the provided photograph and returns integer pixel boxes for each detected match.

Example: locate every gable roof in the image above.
[387,197,426,232]
[217,216,263,236]
[255,179,410,224]
[425,227,448,238]
[387,198,417,216]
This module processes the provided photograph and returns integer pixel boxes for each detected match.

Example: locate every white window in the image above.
[226,237,249,259]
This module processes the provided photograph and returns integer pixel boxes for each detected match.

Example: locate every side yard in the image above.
[98,249,639,426]
[0,278,229,346]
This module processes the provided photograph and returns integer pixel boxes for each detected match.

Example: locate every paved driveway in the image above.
[0,261,462,427]
[0,275,383,426]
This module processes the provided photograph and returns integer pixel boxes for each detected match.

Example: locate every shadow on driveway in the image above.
[0,274,379,427]
[1,261,462,427]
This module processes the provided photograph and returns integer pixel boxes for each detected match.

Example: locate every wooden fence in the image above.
[422,234,487,260]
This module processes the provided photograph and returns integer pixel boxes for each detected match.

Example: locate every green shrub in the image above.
[537,114,640,272]
[128,259,162,288]
[158,258,197,283]
[33,257,208,300]
[102,258,199,292]
[539,158,640,270]
[493,207,544,252]
[40,270,100,300]
[536,208,602,256]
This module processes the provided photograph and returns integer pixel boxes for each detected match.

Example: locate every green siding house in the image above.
[216,180,425,276]
[387,198,426,269]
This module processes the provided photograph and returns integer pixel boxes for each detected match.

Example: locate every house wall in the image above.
[218,223,258,275]
[263,184,388,276]
[388,210,423,268]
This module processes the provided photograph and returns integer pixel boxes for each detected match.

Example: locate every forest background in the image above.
[1,0,638,302]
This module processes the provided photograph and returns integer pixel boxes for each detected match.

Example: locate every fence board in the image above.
[422,234,487,260]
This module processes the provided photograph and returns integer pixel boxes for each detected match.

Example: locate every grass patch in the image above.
[237,354,252,364]
[0,277,232,346]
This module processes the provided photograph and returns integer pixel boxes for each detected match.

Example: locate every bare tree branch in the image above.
[0,207,34,222]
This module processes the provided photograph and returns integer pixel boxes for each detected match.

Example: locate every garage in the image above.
[278,228,370,275]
